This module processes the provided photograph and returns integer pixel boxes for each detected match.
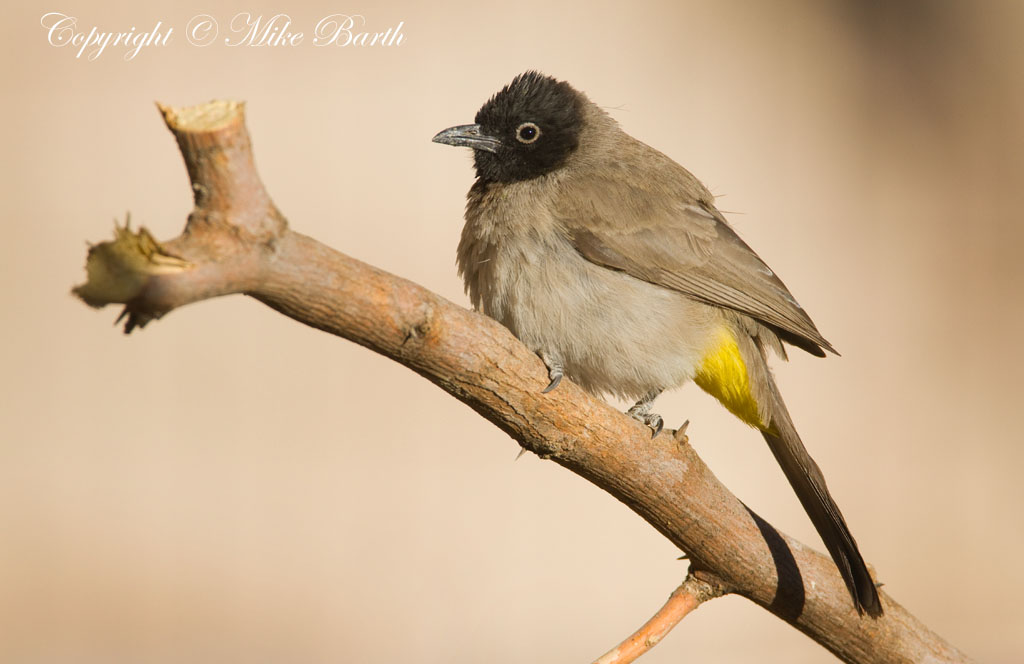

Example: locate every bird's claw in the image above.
[540,352,564,394]
[645,413,665,437]
[627,402,664,437]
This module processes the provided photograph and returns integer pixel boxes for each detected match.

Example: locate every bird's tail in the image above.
[761,384,883,617]
[692,324,882,615]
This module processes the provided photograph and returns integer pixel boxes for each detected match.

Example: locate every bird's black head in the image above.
[432,71,585,183]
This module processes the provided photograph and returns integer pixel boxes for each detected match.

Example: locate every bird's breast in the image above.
[457,180,720,399]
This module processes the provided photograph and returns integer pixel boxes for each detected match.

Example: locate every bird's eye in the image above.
[515,122,541,144]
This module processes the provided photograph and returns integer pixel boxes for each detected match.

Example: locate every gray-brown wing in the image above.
[556,178,835,356]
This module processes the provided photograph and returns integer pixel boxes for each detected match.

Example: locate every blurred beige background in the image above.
[3,0,1022,661]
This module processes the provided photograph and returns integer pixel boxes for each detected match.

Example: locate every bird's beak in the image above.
[432,124,502,153]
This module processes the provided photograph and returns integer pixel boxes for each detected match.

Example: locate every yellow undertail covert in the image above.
[693,328,769,431]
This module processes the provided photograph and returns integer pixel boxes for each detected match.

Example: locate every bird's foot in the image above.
[539,351,564,393]
[629,409,664,437]
[627,392,664,437]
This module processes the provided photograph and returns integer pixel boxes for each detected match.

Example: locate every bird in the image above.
[432,70,882,617]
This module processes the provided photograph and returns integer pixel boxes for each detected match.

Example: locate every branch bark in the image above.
[73,100,971,664]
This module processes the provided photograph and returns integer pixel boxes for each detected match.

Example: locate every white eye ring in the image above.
[515,122,541,144]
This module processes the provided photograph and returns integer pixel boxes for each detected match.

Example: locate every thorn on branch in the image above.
[400,305,436,346]
[673,420,690,445]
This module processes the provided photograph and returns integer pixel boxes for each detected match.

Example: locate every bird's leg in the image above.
[627,391,665,437]
[539,350,564,393]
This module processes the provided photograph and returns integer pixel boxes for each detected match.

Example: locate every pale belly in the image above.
[468,233,721,400]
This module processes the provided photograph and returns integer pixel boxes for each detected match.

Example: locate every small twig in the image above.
[592,574,724,664]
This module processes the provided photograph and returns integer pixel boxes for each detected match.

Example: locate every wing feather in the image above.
[557,170,835,356]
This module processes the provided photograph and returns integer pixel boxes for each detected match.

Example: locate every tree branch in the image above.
[592,572,724,664]
[72,100,971,664]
